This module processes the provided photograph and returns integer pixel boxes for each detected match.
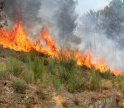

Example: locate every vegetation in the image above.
[0,62,6,78]
[0,51,123,94]
[13,80,27,94]
[113,76,124,93]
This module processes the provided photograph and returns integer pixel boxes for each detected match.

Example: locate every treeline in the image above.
[78,0,124,47]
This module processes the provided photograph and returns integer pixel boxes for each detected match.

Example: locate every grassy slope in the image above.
[0,46,124,93]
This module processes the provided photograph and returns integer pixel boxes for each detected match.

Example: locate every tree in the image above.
[78,0,124,47]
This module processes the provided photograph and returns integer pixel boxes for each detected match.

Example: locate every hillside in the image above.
[0,46,124,108]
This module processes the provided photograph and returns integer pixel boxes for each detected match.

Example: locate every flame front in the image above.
[0,20,121,76]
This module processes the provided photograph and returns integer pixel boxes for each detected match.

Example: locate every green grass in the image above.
[2,51,124,93]
[113,76,124,93]
[0,62,7,78]
[13,80,27,94]
[100,70,114,80]
[23,68,34,84]
[6,56,24,76]
[89,70,102,91]
[47,54,83,92]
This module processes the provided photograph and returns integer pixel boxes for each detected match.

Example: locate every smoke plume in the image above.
[4,0,78,47]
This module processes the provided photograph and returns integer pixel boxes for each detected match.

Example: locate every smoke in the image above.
[4,0,78,47]
[75,12,124,72]
[2,0,124,72]
[77,32,124,71]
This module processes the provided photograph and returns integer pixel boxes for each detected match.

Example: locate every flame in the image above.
[0,20,121,76]
[0,20,58,56]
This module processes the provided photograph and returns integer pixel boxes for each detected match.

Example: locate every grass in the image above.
[23,69,34,84]
[6,56,24,77]
[113,76,124,93]
[89,70,102,91]
[0,62,7,78]
[48,54,83,92]
[1,50,124,94]
[13,80,27,94]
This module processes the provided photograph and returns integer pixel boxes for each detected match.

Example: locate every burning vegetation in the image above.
[0,1,124,108]
[0,20,121,76]
[0,0,123,93]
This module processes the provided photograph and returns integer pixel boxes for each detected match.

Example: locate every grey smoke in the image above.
[4,0,78,47]
[76,19,124,72]
[4,0,123,72]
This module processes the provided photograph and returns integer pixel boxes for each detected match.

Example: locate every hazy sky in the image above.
[76,0,111,15]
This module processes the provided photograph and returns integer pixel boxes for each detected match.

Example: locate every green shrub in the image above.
[113,76,124,93]
[100,70,114,80]
[65,66,83,92]
[48,57,58,75]
[48,54,83,92]
[89,70,102,91]
[0,62,7,78]
[0,70,4,78]
[51,75,62,90]
[23,69,34,83]
[13,80,27,94]
[7,56,24,76]
[31,57,45,81]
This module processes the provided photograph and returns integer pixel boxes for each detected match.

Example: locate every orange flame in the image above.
[0,20,121,76]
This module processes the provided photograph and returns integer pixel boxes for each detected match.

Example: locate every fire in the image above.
[0,20,58,56]
[0,20,121,76]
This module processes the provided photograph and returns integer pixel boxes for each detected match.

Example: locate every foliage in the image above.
[48,54,83,92]
[113,76,124,93]
[88,70,102,91]
[100,70,114,80]
[13,80,27,94]
[23,68,34,84]
[4,51,124,93]
[7,56,24,76]
[0,62,6,78]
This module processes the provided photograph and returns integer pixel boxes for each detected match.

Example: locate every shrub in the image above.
[0,62,7,78]
[23,69,34,83]
[7,56,24,76]
[13,80,27,94]
[51,75,62,90]
[48,54,83,92]
[88,70,102,91]
[0,70,4,78]
[31,57,45,80]
[100,70,114,80]
[113,76,124,93]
